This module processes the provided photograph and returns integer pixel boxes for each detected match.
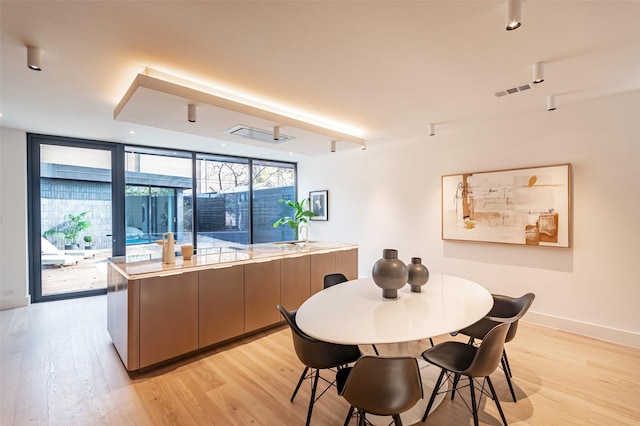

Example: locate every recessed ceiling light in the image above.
[289,152,293,155]
[221,143,226,147]
[129,130,135,134]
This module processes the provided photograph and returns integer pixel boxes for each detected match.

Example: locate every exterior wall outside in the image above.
[41,178,112,250]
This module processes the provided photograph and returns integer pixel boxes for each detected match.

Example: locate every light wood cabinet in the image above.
[199,266,245,348]
[336,248,359,280]
[280,255,311,310]
[108,244,357,370]
[139,271,198,368]
[310,252,336,295]
[245,259,281,332]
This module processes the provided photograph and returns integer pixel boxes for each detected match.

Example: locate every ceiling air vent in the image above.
[224,125,294,144]
[494,82,534,98]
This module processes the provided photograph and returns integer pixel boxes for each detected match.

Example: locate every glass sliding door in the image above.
[124,147,192,255]
[252,160,296,243]
[30,138,117,301]
[195,154,250,247]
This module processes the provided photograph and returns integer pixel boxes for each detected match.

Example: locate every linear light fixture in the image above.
[114,68,365,148]
[506,0,522,31]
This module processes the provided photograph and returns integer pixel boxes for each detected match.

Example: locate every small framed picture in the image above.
[309,190,328,221]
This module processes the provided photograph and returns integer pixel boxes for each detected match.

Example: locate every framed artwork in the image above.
[309,190,328,221]
[441,163,572,247]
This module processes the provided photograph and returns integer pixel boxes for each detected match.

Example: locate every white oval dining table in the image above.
[295,273,493,425]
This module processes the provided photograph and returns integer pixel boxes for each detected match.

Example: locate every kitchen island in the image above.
[107,242,357,371]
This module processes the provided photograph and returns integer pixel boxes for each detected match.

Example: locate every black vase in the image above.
[407,257,430,292]
[372,249,409,299]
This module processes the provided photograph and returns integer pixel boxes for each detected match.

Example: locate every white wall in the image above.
[298,90,640,348]
[0,127,29,309]
[2,91,639,346]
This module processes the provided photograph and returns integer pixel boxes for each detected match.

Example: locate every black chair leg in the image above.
[501,355,517,402]
[451,373,461,400]
[358,410,366,426]
[486,376,508,426]
[469,377,479,426]
[372,344,380,355]
[392,413,403,426]
[422,369,446,422]
[343,406,355,426]
[429,338,434,347]
[305,369,320,426]
[291,366,309,402]
[503,349,513,377]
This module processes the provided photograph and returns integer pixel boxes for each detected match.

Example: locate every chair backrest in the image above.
[489,293,535,343]
[277,305,360,369]
[339,356,423,416]
[464,322,510,378]
[323,273,348,289]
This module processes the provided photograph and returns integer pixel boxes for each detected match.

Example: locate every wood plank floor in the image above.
[1,295,639,425]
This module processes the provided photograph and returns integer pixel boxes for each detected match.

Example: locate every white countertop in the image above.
[108,241,357,280]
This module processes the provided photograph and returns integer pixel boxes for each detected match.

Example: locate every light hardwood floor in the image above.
[1,295,639,425]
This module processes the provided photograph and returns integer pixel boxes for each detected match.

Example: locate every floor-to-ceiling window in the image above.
[28,135,123,302]
[124,147,192,253]
[252,160,296,243]
[195,154,250,246]
[28,136,297,302]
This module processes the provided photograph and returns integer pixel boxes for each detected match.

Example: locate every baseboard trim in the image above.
[0,296,30,310]
[526,311,640,349]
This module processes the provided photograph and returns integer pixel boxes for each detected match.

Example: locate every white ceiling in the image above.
[2,1,639,162]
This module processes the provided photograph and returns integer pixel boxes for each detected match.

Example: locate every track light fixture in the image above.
[547,94,557,111]
[533,62,544,84]
[506,0,522,31]
[188,104,197,122]
[331,140,337,153]
[273,126,280,141]
[27,46,42,71]
[428,123,435,136]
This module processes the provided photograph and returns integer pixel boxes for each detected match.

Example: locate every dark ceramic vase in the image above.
[407,257,430,292]
[372,249,409,299]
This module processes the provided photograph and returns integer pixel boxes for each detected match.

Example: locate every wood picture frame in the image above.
[441,163,572,247]
[309,190,328,221]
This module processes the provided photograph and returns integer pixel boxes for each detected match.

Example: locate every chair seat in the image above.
[422,341,477,374]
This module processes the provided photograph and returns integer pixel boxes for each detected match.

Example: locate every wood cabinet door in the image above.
[335,248,359,280]
[199,266,245,348]
[245,260,281,332]
[139,271,198,368]
[310,252,336,295]
[281,255,311,310]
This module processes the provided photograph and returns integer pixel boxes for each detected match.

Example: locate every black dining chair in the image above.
[421,322,511,426]
[277,305,362,426]
[323,273,380,356]
[337,356,423,426]
[457,293,535,402]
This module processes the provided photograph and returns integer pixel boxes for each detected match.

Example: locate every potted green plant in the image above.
[272,198,315,241]
[83,235,95,250]
[43,211,92,250]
